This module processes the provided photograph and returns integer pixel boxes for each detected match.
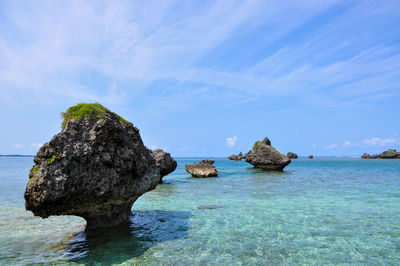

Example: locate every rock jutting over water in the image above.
[152,149,177,183]
[361,149,400,159]
[228,152,244,161]
[287,152,298,159]
[24,103,162,230]
[245,137,291,171]
[185,159,218,177]
[308,155,314,159]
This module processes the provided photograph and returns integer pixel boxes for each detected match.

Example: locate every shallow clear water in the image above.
[1,156,400,265]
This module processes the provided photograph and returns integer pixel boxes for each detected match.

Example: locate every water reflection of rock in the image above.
[67,210,191,265]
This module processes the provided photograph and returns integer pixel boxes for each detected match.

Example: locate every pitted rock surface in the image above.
[245,137,291,171]
[24,110,160,229]
[152,149,177,183]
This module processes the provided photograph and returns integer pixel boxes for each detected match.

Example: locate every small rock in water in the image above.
[245,136,291,171]
[185,159,218,177]
[197,205,222,209]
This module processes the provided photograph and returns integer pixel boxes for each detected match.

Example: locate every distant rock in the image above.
[287,152,298,159]
[25,103,161,230]
[378,149,400,159]
[199,159,215,165]
[245,137,291,171]
[361,149,400,159]
[308,155,314,159]
[152,149,177,183]
[361,153,371,159]
[228,152,244,161]
[185,159,218,177]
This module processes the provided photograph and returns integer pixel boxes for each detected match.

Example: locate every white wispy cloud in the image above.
[0,0,347,107]
[342,141,352,148]
[325,143,338,150]
[13,144,23,148]
[226,136,238,148]
[325,137,399,150]
[362,137,399,147]
[0,0,398,115]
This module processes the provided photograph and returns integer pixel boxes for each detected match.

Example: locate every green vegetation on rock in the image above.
[61,103,130,129]
[47,155,56,163]
[253,141,276,151]
[30,165,38,176]
[29,165,39,183]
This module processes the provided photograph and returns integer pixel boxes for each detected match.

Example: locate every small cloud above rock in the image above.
[226,136,238,148]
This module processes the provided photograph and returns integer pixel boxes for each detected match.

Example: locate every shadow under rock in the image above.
[247,167,291,176]
[162,179,190,185]
[68,210,192,265]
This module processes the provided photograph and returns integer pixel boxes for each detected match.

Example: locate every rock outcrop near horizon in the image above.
[308,155,314,159]
[287,152,298,159]
[361,149,400,159]
[228,152,244,161]
[152,149,177,183]
[245,137,291,171]
[185,159,218,177]
[25,103,163,230]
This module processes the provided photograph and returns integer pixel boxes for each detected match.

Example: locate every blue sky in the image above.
[0,0,399,156]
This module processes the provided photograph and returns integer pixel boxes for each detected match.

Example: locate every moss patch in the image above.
[29,165,39,176]
[253,141,276,151]
[29,165,39,183]
[61,103,130,129]
[47,155,56,163]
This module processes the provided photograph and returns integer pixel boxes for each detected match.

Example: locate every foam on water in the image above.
[1,157,399,265]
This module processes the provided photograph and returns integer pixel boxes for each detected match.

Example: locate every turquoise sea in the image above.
[1,156,400,265]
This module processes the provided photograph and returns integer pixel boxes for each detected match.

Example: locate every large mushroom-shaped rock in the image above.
[287,152,298,159]
[308,155,314,159]
[24,103,160,230]
[151,149,177,183]
[245,137,291,171]
[185,159,218,177]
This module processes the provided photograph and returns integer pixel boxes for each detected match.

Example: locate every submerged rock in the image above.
[245,137,291,171]
[152,149,177,183]
[308,155,314,159]
[287,152,298,159]
[25,103,161,230]
[197,205,222,209]
[185,159,218,177]
[361,149,400,159]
